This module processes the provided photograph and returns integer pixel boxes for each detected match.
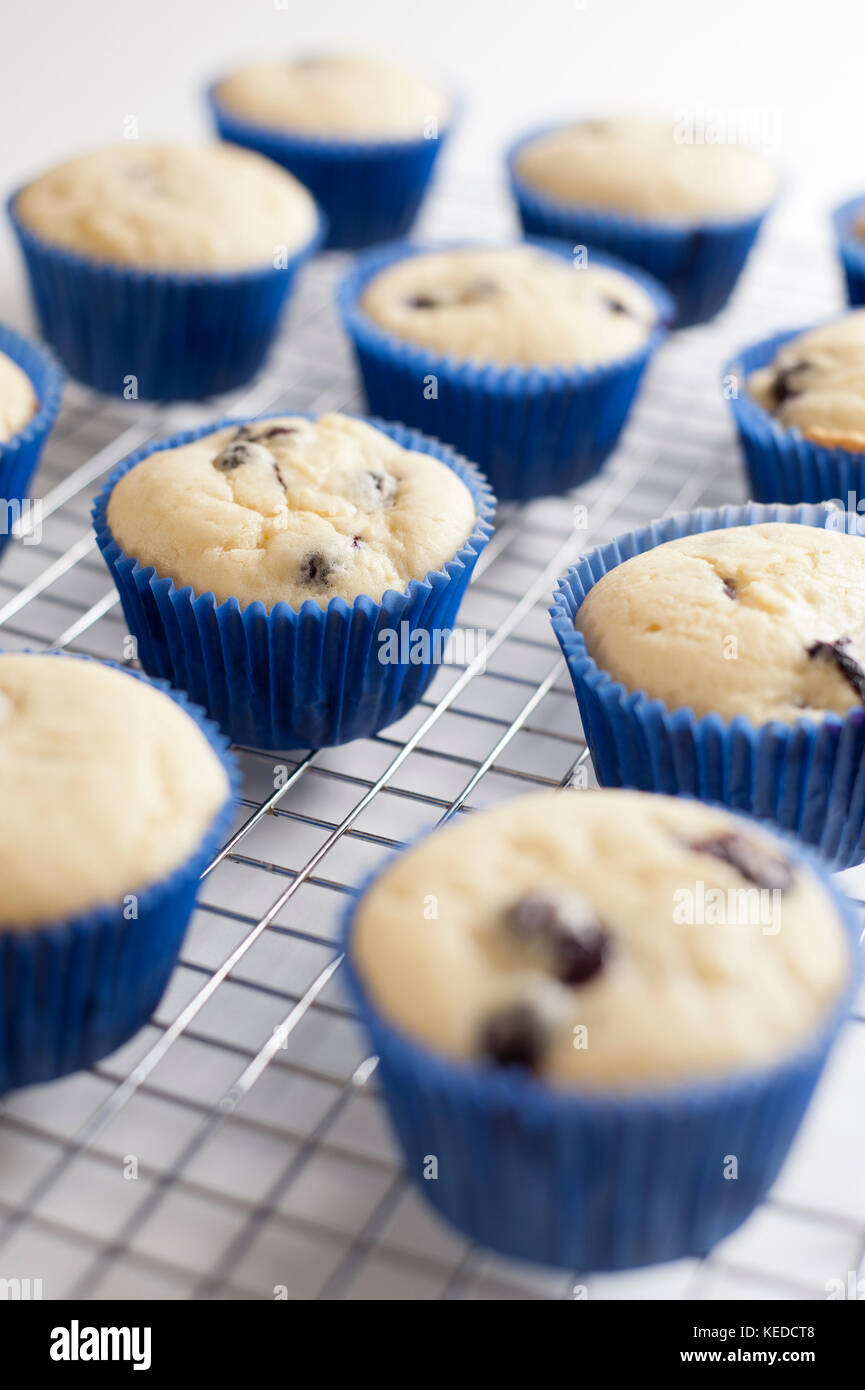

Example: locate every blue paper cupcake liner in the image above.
[551,499,865,870]
[506,125,772,328]
[0,654,238,1093]
[341,813,861,1271]
[724,323,865,505]
[93,414,495,751]
[208,84,452,251]
[832,195,865,306]
[6,192,324,401]
[337,239,673,503]
[0,323,64,560]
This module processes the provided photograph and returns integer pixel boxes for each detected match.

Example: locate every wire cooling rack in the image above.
[1,166,864,1303]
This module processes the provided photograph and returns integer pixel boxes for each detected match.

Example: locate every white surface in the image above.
[1,0,864,314]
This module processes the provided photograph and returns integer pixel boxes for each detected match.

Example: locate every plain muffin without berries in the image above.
[514,117,776,223]
[0,652,234,1093]
[0,653,230,927]
[209,53,451,250]
[0,349,38,443]
[214,53,450,142]
[509,116,776,327]
[9,143,321,400]
[14,143,318,272]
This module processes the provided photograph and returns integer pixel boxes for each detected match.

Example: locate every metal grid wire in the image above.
[1,167,864,1302]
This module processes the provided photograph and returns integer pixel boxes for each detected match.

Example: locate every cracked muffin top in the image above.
[514,117,777,222]
[0,654,230,928]
[105,413,477,611]
[358,245,659,368]
[747,312,865,453]
[351,789,847,1089]
[14,144,318,272]
[215,53,450,141]
[575,522,865,725]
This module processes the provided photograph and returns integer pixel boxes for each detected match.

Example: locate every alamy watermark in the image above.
[377,623,487,670]
[673,880,782,935]
[0,498,42,545]
[824,498,865,533]
[0,1276,43,1299]
[673,104,783,152]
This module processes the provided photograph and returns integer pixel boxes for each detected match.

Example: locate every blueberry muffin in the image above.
[346,786,854,1267]
[574,521,865,725]
[353,789,846,1087]
[0,349,38,442]
[94,413,492,749]
[0,654,230,926]
[105,412,477,610]
[513,118,776,224]
[214,53,450,141]
[341,241,670,500]
[13,143,318,272]
[358,244,658,368]
[747,311,865,453]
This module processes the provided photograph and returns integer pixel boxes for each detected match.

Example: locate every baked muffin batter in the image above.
[15,144,318,272]
[576,522,865,724]
[0,655,230,927]
[107,413,477,610]
[515,118,777,222]
[0,350,38,442]
[748,312,865,452]
[215,54,450,140]
[352,789,847,1089]
[359,246,658,368]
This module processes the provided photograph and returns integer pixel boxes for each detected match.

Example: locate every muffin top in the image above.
[14,144,318,272]
[0,655,230,929]
[747,312,865,453]
[575,522,865,725]
[352,789,847,1090]
[359,246,659,368]
[215,53,450,141]
[514,118,776,222]
[0,350,38,443]
[106,413,477,611]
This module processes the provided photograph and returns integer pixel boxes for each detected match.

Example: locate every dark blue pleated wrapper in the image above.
[551,499,865,869]
[93,414,495,751]
[0,323,64,559]
[6,192,324,401]
[833,195,865,306]
[506,126,772,328]
[0,655,238,1094]
[208,85,451,250]
[337,239,673,503]
[341,814,861,1271]
[725,324,865,504]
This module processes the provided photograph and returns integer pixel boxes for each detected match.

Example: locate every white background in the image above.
[0,0,863,319]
